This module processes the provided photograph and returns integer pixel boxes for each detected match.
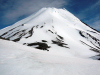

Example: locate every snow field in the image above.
[0,39,100,75]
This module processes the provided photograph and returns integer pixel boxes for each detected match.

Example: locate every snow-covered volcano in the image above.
[0,8,100,59]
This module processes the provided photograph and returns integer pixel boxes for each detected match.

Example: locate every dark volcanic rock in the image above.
[52,40,69,48]
[27,42,50,51]
[42,40,47,42]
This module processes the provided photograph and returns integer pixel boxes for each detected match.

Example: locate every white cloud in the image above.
[75,0,100,19]
[74,0,100,31]
[1,0,99,31]
[2,0,68,24]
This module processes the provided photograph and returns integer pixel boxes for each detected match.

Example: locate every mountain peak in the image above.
[0,8,100,60]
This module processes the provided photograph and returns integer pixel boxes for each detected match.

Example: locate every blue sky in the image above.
[0,0,100,31]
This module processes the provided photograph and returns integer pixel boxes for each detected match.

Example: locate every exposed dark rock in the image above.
[79,31,85,38]
[57,35,63,40]
[22,24,24,26]
[81,20,100,33]
[29,27,34,34]
[19,33,26,37]
[52,40,69,48]
[25,27,34,38]
[0,36,9,40]
[48,30,54,34]
[90,41,100,49]
[98,58,100,60]
[90,54,100,60]
[11,32,20,37]
[42,40,47,42]
[40,26,43,28]
[0,36,4,39]
[87,30,96,33]
[0,32,8,37]
[27,42,50,51]
[80,40,100,53]
[22,30,26,32]
[23,43,26,45]
[12,37,21,42]
[86,33,99,42]
[79,31,100,49]
[7,30,19,37]
[7,29,26,39]
[0,25,22,37]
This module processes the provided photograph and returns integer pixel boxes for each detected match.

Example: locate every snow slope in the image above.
[0,39,100,75]
[0,7,100,59]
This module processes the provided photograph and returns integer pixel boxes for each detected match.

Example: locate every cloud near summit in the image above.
[1,0,68,24]
[0,0,100,31]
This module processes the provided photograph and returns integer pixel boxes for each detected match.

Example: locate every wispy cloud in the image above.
[75,0,100,18]
[1,0,68,25]
[74,0,100,30]
[0,0,99,31]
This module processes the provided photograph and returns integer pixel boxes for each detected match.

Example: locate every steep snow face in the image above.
[0,7,100,59]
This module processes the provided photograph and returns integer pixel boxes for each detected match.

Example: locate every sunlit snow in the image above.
[0,7,100,75]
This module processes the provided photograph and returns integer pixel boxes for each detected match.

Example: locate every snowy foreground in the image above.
[0,39,100,75]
